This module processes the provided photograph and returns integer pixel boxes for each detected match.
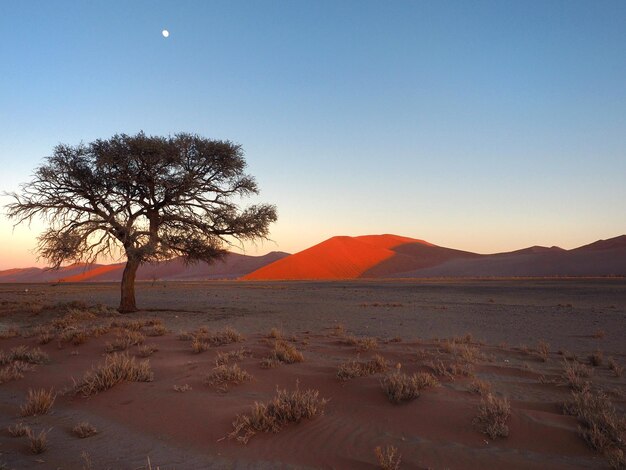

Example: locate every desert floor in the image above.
[0,279,624,469]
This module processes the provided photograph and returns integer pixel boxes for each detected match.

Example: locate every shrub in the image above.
[191,327,244,352]
[26,428,48,454]
[73,422,97,438]
[261,340,304,368]
[20,388,56,416]
[607,357,623,378]
[173,384,192,392]
[105,331,145,352]
[229,384,328,443]
[562,360,593,391]
[337,355,388,380]
[380,371,438,404]
[215,347,250,366]
[3,345,48,365]
[589,350,603,367]
[564,387,626,467]
[137,344,158,357]
[205,364,253,392]
[0,361,32,384]
[7,423,30,437]
[536,340,550,362]
[73,353,153,397]
[268,327,283,339]
[375,444,401,470]
[473,394,511,439]
[146,324,167,337]
[342,335,378,351]
[469,379,492,396]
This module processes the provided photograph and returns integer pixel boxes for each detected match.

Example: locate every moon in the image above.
[162,29,170,38]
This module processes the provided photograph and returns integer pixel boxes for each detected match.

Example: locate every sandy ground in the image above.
[0,279,624,469]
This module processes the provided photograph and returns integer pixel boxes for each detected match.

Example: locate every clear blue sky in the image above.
[1,0,625,268]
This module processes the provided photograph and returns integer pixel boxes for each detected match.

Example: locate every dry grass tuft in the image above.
[564,387,626,467]
[337,354,388,380]
[469,379,492,396]
[562,360,593,391]
[73,422,97,438]
[215,347,250,366]
[536,340,550,362]
[7,422,30,437]
[106,331,145,352]
[26,428,49,454]
[0,327,21,339]
[146,324,167,337]
[73,352,153,397]
[261,340,304,368]
[1,345,49,365]
[20,388,56,416]
[381,370,439,404]
[173,384,192,393]
[205,364,253,392]
[607,357,623,378]
[191,327,244,352]
[137,344,158,357]
[342,335,378,351]
[589,350,604,367]
[473,393,511,439]
[268,327,283,339]
[229,384,328,443]
[375,444,402,470]
[0,361,32,384]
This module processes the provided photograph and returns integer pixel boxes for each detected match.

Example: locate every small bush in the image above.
[564,387,626,467]
[137,344,158,357]
[375,444,401,470]
[268,327,283,339]
[261,340,304,367]
[215,347,250,366]
[73,353,153,397]
[473,394,511,439]
[469,379,492,396]
[589,350,603,367]
[230,384,328,443]
[536,340,550,362]
[337,355,388,380]
[205,364,253,392]
[381,371,438,404]
[173,384,192,392]
[20,388,56,416]
[562,360,593,391]
[191,327,244,353]
[106,331,145,352]
[342,335,378,351]
[2,345,49,365]
[146,324,167,337]
[73,422,97,438]
[7,423,30,437]
[607,357,623,378]
[26,428,48,454]
[0,361,32,384]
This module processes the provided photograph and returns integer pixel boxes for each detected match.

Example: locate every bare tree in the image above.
[5,132,277,312]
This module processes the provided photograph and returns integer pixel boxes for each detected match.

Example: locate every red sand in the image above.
[243,234,428,280]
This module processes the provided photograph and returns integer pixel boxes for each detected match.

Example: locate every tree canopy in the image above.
[6,132,277,312]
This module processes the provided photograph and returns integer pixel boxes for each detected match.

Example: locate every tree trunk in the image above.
[119,257,140,313]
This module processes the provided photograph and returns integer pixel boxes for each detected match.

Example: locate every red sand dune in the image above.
[243,234,430,280]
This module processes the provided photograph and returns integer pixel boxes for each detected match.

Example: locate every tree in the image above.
[5,132,277,312]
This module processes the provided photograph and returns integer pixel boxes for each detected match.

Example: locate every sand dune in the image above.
[0,252,289,283]
[245,234,626,280]
[243,234,427,280]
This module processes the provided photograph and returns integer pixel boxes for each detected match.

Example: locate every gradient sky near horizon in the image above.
[1,0,625,269]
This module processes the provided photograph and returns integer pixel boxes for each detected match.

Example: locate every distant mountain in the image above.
[243,235,626,279]
[0,252,289,283]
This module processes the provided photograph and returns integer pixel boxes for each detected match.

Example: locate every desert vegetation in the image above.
[72,422,98,439]
[204,364,253,392]
[20,388,56,416]
[337,354,388,380]
[229,384,328,444]
[375,444,402,470]
[473,394,511,439]
[380,369,439,404]
[73,353,153,397]
[260,339,304,368]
